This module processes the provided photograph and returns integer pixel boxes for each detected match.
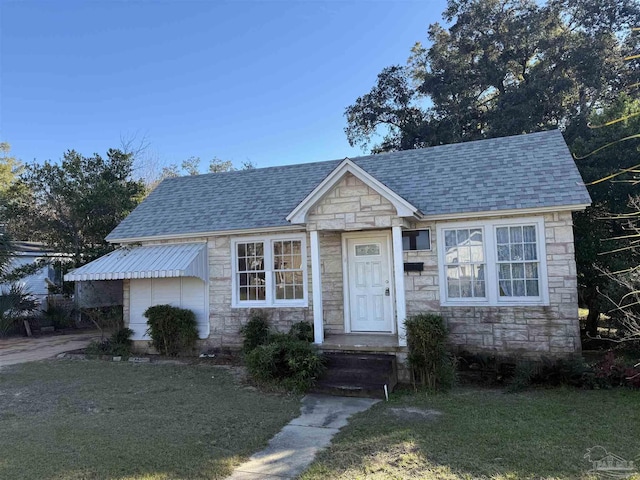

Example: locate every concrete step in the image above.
[312,352,397,399]
[311,381,392,400]
[323,352,396,370]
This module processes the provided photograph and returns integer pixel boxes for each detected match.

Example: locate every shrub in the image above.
[405,313,455,392]
[82,306,124,333]
[86,327,134,357]
[144,305,198,356]
[594,351,640,389]
[245,333,325,392]
[43,305,74,330]
[0,285,38,337]
[288,321,314,342]
[507,355,596,392]
[241,316,324,392]
[240,310,270,354]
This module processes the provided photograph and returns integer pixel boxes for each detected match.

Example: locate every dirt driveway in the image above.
[0,331,101,367]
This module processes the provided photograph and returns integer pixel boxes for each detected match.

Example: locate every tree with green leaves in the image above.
[0,143,22,195]
[346,0,638,152]
[2,149,146,267]
[570,94,640,335]
[0,233,13,279]
[345,0,639,338]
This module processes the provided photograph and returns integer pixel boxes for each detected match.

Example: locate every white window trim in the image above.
[402,228,432,251]
[231,233,308,308]
[437,217,549,307]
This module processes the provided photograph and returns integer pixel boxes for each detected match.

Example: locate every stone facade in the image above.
[204,231,313,349]
[306,173,397,231]
[401,211,580,357]
[122,172,581,359]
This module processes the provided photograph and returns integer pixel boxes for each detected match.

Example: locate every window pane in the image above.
[469,229,483,245]
[496,227,509,244]
[457,229,469,245]
[355,244,380,256]
[524,243,537,261]
[513,280,526,296]
[474,280,486,297]
[237,243,246,257]
[470,245,484,262]
[526,280,539,296]
[460,280,472,297]
[445,247,459,265]
[510,244,523,261]
[510,226,523,243]
[525,263,538,279]
[475,264,485,281]
[402,230,430,251]
[523,225,536,242]
[512,263,525,279]
[497,244,509,261]
[446,265,459,280]
[444,230,457,248]
[499,280,512,296]
[448,279,460,298]
[238,257,247,271]
[499,264,511,280]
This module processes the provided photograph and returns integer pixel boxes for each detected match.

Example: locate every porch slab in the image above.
[319,333,406,353]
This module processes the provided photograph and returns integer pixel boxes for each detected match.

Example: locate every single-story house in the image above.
[3,241,64,308]
[65,130,591,359]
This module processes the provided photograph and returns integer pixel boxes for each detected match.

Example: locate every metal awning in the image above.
[64,243,208,282]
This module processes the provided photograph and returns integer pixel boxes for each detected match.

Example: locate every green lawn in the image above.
[300,387,640,480]
[0,360,300,480]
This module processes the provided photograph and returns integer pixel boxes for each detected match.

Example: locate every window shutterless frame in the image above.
[231,233,308,308]
[437,217,549,307]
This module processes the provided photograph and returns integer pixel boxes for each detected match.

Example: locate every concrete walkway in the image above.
[0,331,101,367]
[227,394,379,480]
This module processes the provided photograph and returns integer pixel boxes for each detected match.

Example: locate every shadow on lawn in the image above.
[0,360,301,480]
[301,389,640,480]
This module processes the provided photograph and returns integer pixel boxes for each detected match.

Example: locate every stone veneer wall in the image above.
[205,231,313,349]
[402,211,581,357]
[306,172,398,231]
[120,181,580,358]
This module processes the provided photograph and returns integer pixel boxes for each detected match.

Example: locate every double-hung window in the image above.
[232,234,307,307]
[438,217,548,306]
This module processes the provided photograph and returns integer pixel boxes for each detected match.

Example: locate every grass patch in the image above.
[0,360,300,479]
[300,387,640,480]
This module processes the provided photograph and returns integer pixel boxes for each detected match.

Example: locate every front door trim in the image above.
[342,231,396,334]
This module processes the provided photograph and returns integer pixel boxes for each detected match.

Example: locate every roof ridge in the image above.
[163,129,562,183]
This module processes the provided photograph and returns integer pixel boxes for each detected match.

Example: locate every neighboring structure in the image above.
[2,242,63,307]
[65,130,591,359]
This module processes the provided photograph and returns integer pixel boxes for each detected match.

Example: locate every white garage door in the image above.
[129,277,208,341]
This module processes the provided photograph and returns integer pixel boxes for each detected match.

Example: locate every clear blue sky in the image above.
[0,0,447,173]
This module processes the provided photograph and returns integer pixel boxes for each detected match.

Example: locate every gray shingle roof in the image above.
[107,130,591,242]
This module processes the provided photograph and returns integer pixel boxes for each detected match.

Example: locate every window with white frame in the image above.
[233,234,307,307]
[438,218,548,306]
[443,228,486,299]
[496,225,540,297]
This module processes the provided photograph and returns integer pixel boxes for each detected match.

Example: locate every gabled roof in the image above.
[107,130,591,242]
[286,158,422,223]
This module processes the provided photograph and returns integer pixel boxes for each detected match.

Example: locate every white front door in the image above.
[345,233,394,332]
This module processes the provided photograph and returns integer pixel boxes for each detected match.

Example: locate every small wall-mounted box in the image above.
[404,262,424,272]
